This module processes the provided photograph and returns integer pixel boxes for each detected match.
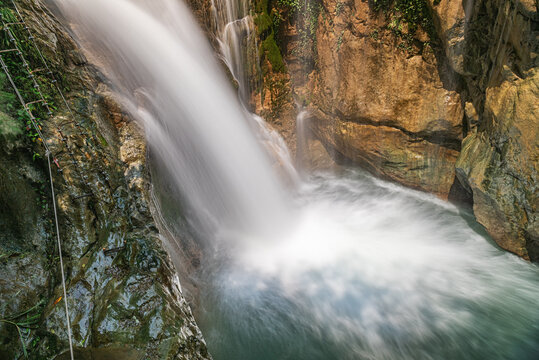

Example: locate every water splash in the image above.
[51,1,539,359]
[199,170,539,360]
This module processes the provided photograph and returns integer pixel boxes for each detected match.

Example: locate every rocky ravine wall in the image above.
[0,0,210,358]
[450,0,538,261]
[244,0,537,261]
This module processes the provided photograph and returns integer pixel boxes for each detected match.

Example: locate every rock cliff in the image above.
[0,0,210,358]
[246,0,538,260]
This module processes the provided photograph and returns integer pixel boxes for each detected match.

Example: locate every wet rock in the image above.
[453,0,538,259]
[308,108,459,196]
[0,0,211,358]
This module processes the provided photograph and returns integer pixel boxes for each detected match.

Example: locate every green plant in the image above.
[372,0,393,12]
[261,33,285,73]
[254,13,272,36]
[371,0,435,54]
[0,6,61,155]
[395,0,431,33]
[277,0,301,13]
[337,31,344,51]
[0,319,29,358]
[0,299,45,359]
[255,0,270,13]
[372,0,434,35]
[290,0,321,64]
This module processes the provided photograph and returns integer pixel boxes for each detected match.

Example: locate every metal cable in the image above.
[0,54,51,154]
[47,151,75,360]
[9,0,78,122]
[0,53,75,360]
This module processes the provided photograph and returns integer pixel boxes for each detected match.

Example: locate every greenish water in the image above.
[196,171,539,360]
[51,0,538,356]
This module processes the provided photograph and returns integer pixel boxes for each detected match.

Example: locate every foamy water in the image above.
[51,1,539,359]
[198,170,539,360]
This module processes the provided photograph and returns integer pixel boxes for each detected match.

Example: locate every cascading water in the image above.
[211,0,254,103]
[211,0,298,180]
[54,0,539,359]
[54,0,291,237]
[295,109,310,171]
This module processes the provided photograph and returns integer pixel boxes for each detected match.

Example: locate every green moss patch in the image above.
[261,33,285,73]
[254,13,272,36]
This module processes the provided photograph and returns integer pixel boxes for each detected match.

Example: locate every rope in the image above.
[1,15,54,117]
[47,151,75,360]
[6,0,97,154]
[9,0,79,124]
[0,55,75,360]
[1,16,94,192]
[6,0,100,195]
[0,55,52,155]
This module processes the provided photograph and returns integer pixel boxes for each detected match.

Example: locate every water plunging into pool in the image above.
[54,0,539,358]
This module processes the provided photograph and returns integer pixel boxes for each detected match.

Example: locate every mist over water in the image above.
[199,170,539,359]
[53,0,539,359]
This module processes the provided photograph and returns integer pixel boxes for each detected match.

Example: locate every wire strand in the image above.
[47,151,75,360]
[0,54,76,360]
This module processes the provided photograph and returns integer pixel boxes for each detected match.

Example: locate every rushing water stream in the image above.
[54,0,539,359]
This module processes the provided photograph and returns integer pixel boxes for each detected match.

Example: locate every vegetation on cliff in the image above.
[373,0,433,32]
[0,1,210,358]
[371,0,437,53]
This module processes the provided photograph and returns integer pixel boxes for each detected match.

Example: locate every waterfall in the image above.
[210,0,254,104]
[295,109,309,171]
[209,0,299,183]
[54,0,291,237]
[52,1,539,359]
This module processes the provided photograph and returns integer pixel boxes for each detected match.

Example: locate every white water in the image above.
[199,170,539,359]
[211,0,254,103]
[54,0,290,237]
[295,109,310,171]
[53,1,539,359]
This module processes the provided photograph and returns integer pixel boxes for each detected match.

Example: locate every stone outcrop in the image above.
[453,0,538,260]
[244,0,538,259]
[304,0,464,197]
[0,0,210,358]
[456,69,538,260]
[310,0,538,259]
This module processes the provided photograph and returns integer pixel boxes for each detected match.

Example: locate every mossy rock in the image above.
[254,13,272,36]
[261,33,285,73]
[0,111,22,138]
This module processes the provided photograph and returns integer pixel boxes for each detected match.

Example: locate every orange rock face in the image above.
[306,0,463,197]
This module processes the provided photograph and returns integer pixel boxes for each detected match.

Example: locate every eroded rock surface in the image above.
[0,1,210,358]
[242,0,538,259]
